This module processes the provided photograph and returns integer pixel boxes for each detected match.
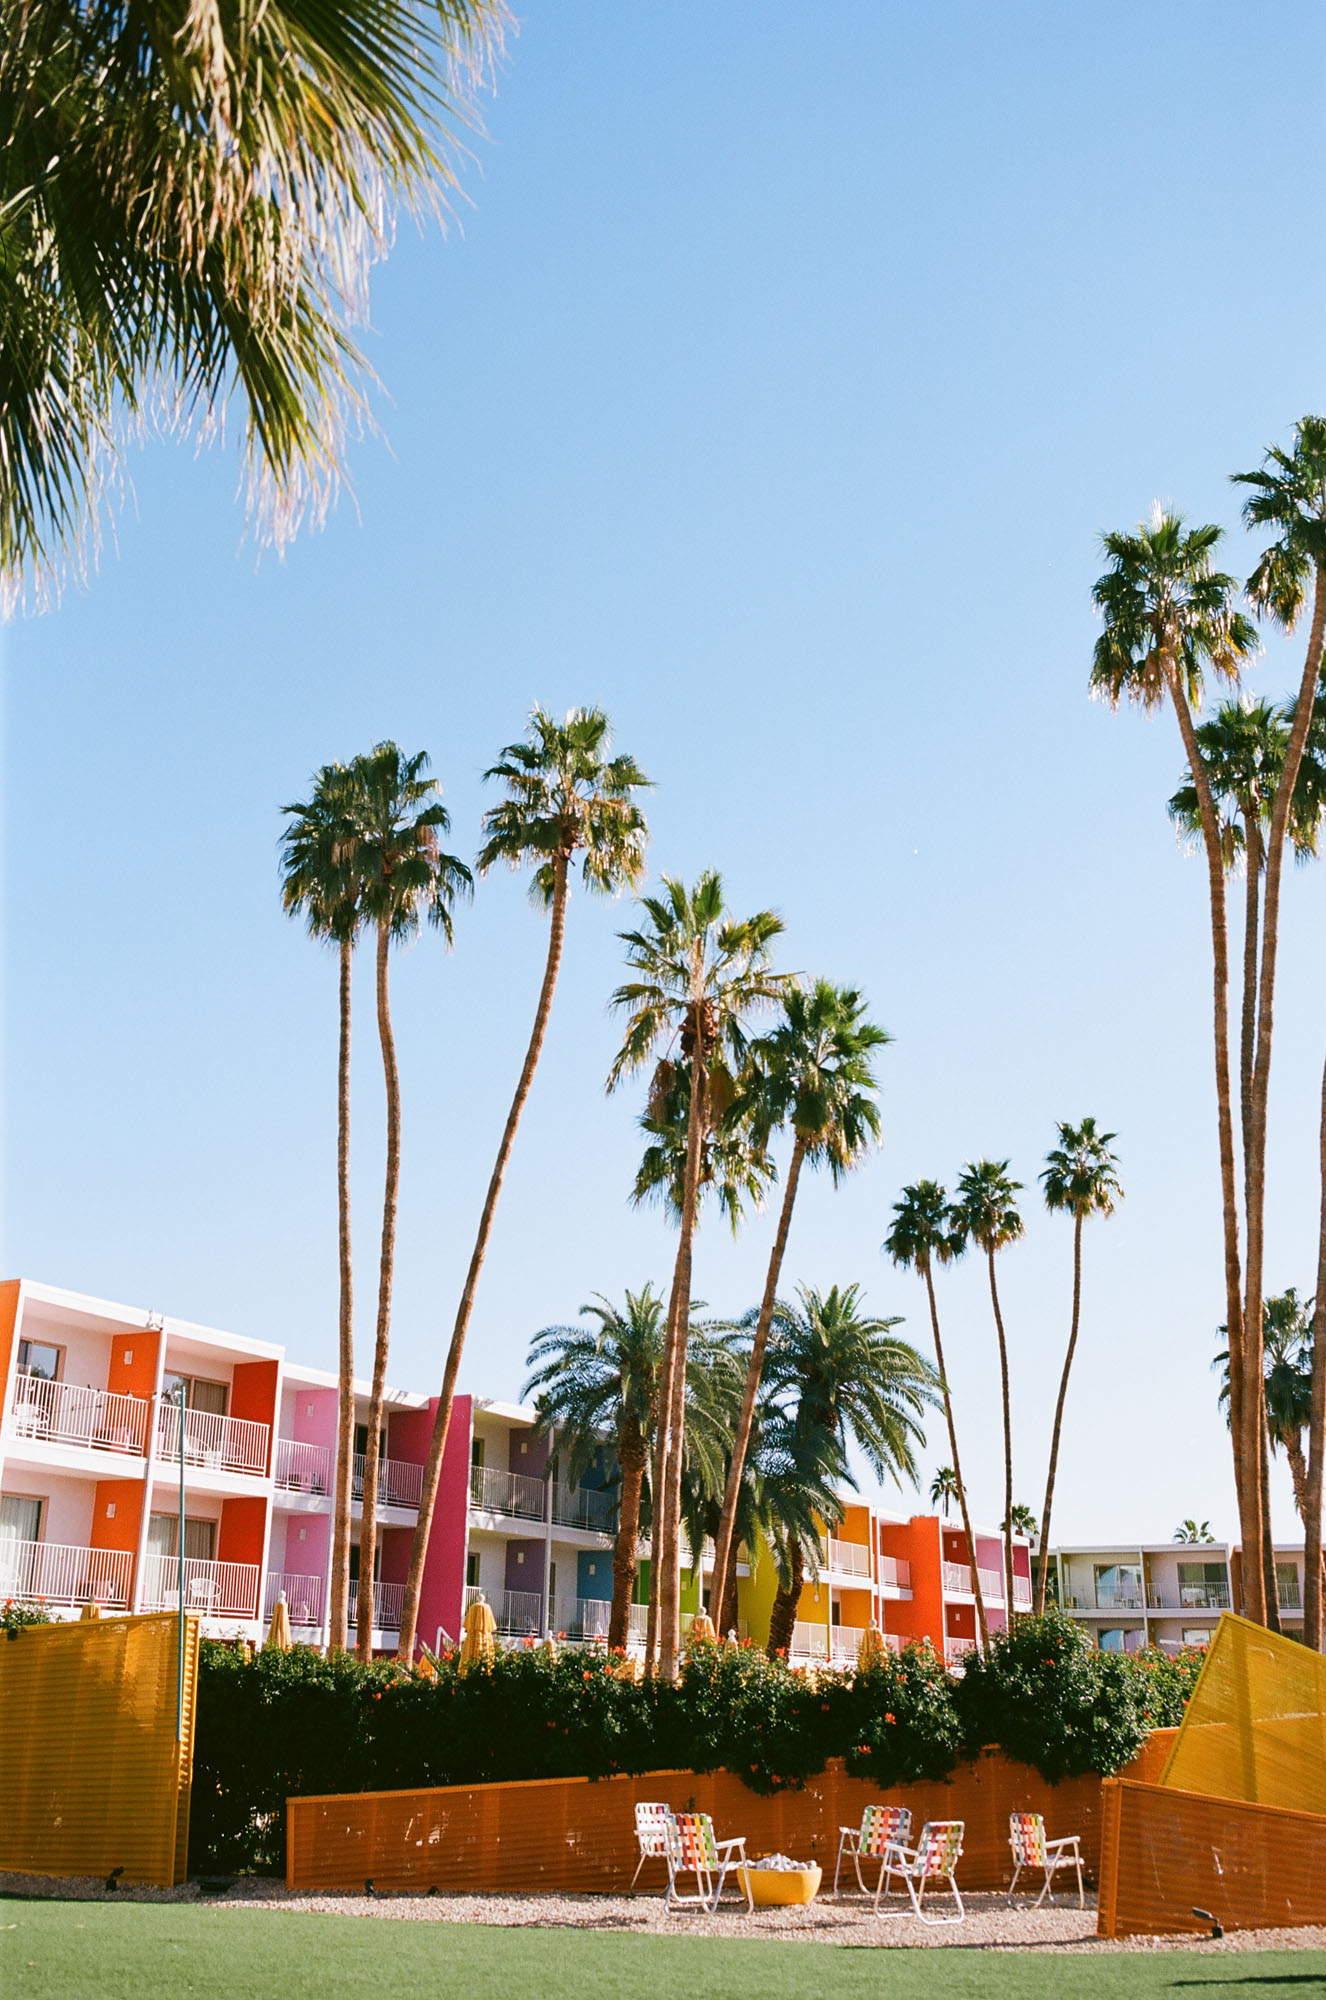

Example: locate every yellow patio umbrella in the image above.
[415,1647,438,1681]
[79,1598,101,1620]
[264,1592,292,1653]
[857,1624,887,1671]
[687,1612,717,1646]
[460,1596,496,1671]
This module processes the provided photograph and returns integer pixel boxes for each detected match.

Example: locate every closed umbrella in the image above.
[265,1591,292,1652]
[687,1612,717,1646]
[857,1624,887,1671]
[415,1647,437,1681]
[79,1598,101,1621]
[460,1596,496,1671]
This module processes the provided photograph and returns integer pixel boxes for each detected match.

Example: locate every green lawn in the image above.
[2,1902,1324,2000]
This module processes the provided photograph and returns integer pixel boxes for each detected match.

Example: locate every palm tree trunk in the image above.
[1165,670,1256,1616]
[1240,567,1326,1628]
[1307,1052,1326,1652]
[922,1263,988,1648]
[986,1247,1016,1616]
[710,1139,806,1633]
[357,921,399,1661]
[1240,822,1262,1197]
[1034,1210,1082,1615]
[766,1539,804,1659]
[1283,1433,1310,1523]
[1259,1415,1281,1636]
[608,1427,645,1652]
[396,856,570,1663]
[329,937,355,1654]
[657,1040,707,1682]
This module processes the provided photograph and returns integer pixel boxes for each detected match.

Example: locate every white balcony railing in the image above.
[942,1561,972,1595]
[348,1579,404,1631]
[830,1624,866,1661]
[463,1583,487,1611]
[140,1554,260,1618]
[495,1587,544,1635]
[274,1437,332,1495]
[946,1638,979,1667]
[571,1597,612,1639]
[157,1403,270,1477]
[789,1620,830,1660]
[824,1537,872,1579]
[0,1538,133,1610]
[264,1570,326,1627]
[352,1453,423,1510]
[554,1484,615,1533]
[879,1555,912,1591]
[7,1375,149,1457]
[977,1567,1005,1602]
[1012,1576,1033,1607]
[469,1464,546,1521]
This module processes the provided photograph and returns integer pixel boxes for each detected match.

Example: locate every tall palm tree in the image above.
[1233,418,1326,1628]
[761,1284,935,1656]
[708,982,888,1629]
[351,743,470,1660]
[929,1466,959,1518]
[279,763,366,1652]
[1091,511,1260,1614]
[608,872,788,1679]
[0,0,508,607]
[1215,1291,1314,1521]
[397,708,649,1663]
[954,1161,1023,1614]
[1035,1119,1123,1613]
[884,1182,988,1647]
[522,1287,665,1651]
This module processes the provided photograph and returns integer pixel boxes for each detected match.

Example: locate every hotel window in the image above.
[1,1495,43,1546]
[1177,1561,1227,1608]
[147,1513,216,1561]
[163,1373,228,1417]
[466,1552,479,1588]
[16,1340,62,1382]
[1276,1562,1302,1610]
[1093,1565,1142,1610]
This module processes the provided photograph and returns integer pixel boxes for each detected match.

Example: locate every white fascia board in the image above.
[12,1278,282,1359]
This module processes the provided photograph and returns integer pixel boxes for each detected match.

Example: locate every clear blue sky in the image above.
[5,2,1325,1544]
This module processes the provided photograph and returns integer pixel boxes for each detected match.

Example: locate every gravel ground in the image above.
[3,1873,1324,1954]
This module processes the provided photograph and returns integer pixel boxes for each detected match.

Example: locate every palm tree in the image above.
[1004,1504,1038,1541]
[279,763,366,1652]
[1035,1119,1123,1613]
[351,743,470,1660]
[761,1285,935,1657]
[708,982,889,1629]
[929,1467,959,1518]
[522,1287,665,1651]
[0,1,508,607]
[1233,419,1326,1632]
[608,873,789,1679]
[1091,511,1260,1615]
[1215,1291,1314,1520]
[760,1417,850,1659]
[954,1161,1024,1613]
[884,1182,988,1647]
[1174,1521,1216,1545]
[397,708,649,1663]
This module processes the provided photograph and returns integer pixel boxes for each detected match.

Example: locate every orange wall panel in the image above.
[230,1361,279,1471]
[89,1481,143,1558]
[0,1280,21,1402]
[901,1514,945,1644]
[217,1496,267,1569]
[106,1328,161,1403]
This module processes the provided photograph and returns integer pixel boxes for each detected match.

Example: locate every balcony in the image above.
[1094,1589,1144,1612]
[347,1578,404,1631]
[977,1567,1005,1602]
[495,1587,544,1635]
[554,1484,615,1534]
[469,1464,546,1521]
[942,1561,972,1595]
[878,1555,912,1592]
[274,1437,331,1496]
[1147,1585,1231,1612]
[352,1453,423,1510]
[946,1638,979,1668]
[0,1538,132,1610]
[568,1597,613,1640]
[139,1554,261,1618]
[265,1570,326,1628]
[157,1403,270,1477]
[829,1624,867,1662]
[1278,1575,1303,1612]
[625,1604,699,1644]
[1012,1576,1033,1607]
[789,1620,830,1661]
[6,1375,149,1457]
[823,1537,872,1580]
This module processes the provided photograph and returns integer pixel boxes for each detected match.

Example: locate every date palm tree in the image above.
[0,0,508,607]
[523,1287,665,1652]
[351,743,470,1659]
[708,982,889,1630]
[1035,1119,1123,1613]
[280,762,366,1652]
[929,1466,959,1518]
[954,1161,1024,1612]
[1233,419,1326,1630]
[397,708,649,1663]
[608,872,789,1679]
[884,1182,988,1646]
[1091,511,1260,1613]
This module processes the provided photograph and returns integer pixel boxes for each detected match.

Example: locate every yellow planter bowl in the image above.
[738,1863,822,1907]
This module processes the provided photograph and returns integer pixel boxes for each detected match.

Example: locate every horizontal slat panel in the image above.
[1098,1777,1326,1937]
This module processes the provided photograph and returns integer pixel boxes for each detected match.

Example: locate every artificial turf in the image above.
[2,1901,1324,2000]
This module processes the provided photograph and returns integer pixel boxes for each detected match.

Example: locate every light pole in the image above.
[173,1379,187,1741]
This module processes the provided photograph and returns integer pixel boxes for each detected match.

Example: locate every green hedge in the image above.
[189,1611,1204,1875]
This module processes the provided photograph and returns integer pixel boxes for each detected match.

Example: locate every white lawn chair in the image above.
[662,1811,753,1914]
[833,1803,912,1907]
[630,1802,671,1889]
[1006,1812,1084,1907]
[874,1819,965,1926]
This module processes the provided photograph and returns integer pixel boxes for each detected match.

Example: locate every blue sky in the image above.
[5,2,1325,1543]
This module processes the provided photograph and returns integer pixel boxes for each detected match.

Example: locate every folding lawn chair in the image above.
[874,1819,965,1927]
[630,1802,671,1890]
[662,1811,753,1915]
[832,1804,913,1908]
[1006,1812,1084,1907]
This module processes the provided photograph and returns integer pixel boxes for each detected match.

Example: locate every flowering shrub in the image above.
[953,1609,1150,1782]
[840,1639,964,1786]
[1,1600,52,1633]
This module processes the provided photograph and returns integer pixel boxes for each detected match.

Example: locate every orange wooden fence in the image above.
[287,1735,1176,1895]
[1097,1776,1326,1938]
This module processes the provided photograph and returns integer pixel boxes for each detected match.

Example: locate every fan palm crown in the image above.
[955,1160,1024,1256]
[1040,1120,1121,1226]
[478,706,651,905]
[351,742,472,939]
[736,980,888,1176]
[1090,513,1258,710]
[280,763,366,948]
[1233,416,1326,628]
[883,1181,966,1278]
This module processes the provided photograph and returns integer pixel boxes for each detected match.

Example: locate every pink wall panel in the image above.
[414,1394,472,1655]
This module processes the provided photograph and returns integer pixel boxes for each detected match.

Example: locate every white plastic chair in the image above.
[833,1804,912,1907]
[1006,1812,1084,1907]
[874,1819,965,1926]
[662,1811,752,1914]
[630,1802,671,1889]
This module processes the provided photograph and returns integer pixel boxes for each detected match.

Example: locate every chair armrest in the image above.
[714,1836,746,1856]
[883,1840,917,1868]
[1045,1836,1081,1855]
